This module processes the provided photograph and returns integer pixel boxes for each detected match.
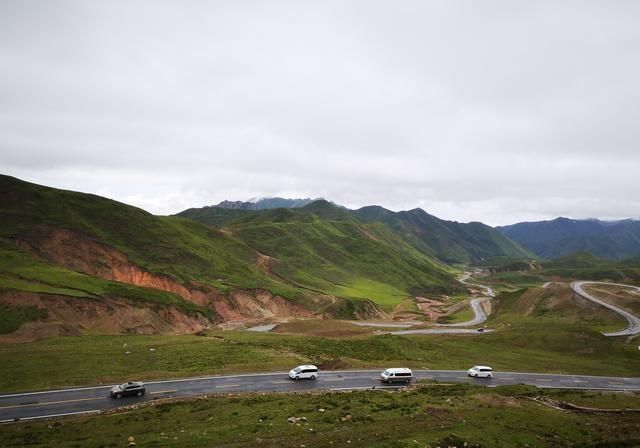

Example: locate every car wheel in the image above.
[116,393,122,399]
[293,376,299,380]
[488,374,493,378]
[137,391,143,397]
[406,379,410,383]
[310,375,316,380]
[474,374,478,378]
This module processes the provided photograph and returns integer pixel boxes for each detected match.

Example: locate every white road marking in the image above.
[215,384,239,389]
[1,409,101,423]
[0,386,110,399]
[0,396,104,410]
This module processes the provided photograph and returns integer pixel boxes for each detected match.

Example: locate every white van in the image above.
[380,368,413,383]
[289,365,318,380]
[467,365,493,378]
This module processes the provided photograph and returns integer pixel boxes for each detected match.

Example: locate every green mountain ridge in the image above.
[0,175,465,337]
[497,217,640,260]
[179,200,533,264]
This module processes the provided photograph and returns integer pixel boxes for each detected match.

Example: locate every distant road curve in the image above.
[435,298,489,328]
[435,272,495,328]
[457,272,496,298]
[570,281,640,336]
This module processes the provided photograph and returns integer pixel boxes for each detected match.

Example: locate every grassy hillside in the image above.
[223,205,458,306]
[0,175,287,291]
[542,252,640,284]
[0,239,208,317]
[175,206,252,227]
[179,200,533,265]
[0,175,458,322]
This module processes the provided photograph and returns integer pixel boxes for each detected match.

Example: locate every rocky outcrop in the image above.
[0,291,211,343]
[17,227,192,300]
[14,226,315,324]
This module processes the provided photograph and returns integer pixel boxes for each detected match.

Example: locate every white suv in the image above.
[288,365,318,380]
[467,366,493,378]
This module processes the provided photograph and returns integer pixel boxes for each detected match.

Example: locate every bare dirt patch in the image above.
[15,227,316,324]
[0,291,211,343]
[414,296,447,321]
[473,393,522,408]
[583,284,640,315]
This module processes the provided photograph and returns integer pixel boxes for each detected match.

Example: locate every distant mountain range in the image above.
[178,199,532,264]
[497,217,640,260]
[214,197,318,210]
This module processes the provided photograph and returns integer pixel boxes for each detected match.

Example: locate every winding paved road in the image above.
[570,281,640,336]
[1,369,639,423]
[433,272,494,328]
[457,272,496,298]
[435,298,489,328]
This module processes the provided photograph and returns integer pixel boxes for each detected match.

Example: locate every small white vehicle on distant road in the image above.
[468,366,493,378]
[289,365,318,380]
[380,368,413,383]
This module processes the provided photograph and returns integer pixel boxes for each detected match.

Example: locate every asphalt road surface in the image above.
[435,298,489,328]
[571,281,640,336]
[433,272,494,328]
[2,370,639,423]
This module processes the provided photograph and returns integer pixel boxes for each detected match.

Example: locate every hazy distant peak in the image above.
[214,197,319,210]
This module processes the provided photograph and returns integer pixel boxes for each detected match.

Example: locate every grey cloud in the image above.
[1,0,639,226]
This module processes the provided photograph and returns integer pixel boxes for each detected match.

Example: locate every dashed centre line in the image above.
[0,397,104,410]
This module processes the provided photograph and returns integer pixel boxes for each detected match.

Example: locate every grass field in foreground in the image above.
[1,384,639,448]
[1,318,639,393]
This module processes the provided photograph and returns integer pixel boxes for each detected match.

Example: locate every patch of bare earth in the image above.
[358,226,380,242]
[0,291,210,343]
[473,393,522,408]
[583,284,640,315]
[510,285,626,324]
[6,227,316,340]
[414,296,447,321]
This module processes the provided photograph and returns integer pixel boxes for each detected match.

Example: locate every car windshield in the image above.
[293,367,301,373]
[119,383,129,389]
[382,370,389,375]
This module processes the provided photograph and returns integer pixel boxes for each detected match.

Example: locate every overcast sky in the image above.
[1,1,639,226]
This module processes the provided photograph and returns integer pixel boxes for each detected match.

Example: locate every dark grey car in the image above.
[110,381,146,398]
